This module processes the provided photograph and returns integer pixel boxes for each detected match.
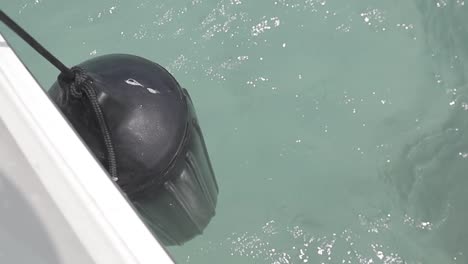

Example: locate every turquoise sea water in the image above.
[1,0,468,263]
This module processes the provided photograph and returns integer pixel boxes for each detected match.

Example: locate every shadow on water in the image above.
[383,1,468,262]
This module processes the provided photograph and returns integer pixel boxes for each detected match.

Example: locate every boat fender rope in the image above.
[1,10,118,180]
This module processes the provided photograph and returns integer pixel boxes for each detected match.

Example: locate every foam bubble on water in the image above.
[251,17,281,36]
[360,8,387,32]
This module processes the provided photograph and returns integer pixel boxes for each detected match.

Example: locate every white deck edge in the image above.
[0,32,174,264]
